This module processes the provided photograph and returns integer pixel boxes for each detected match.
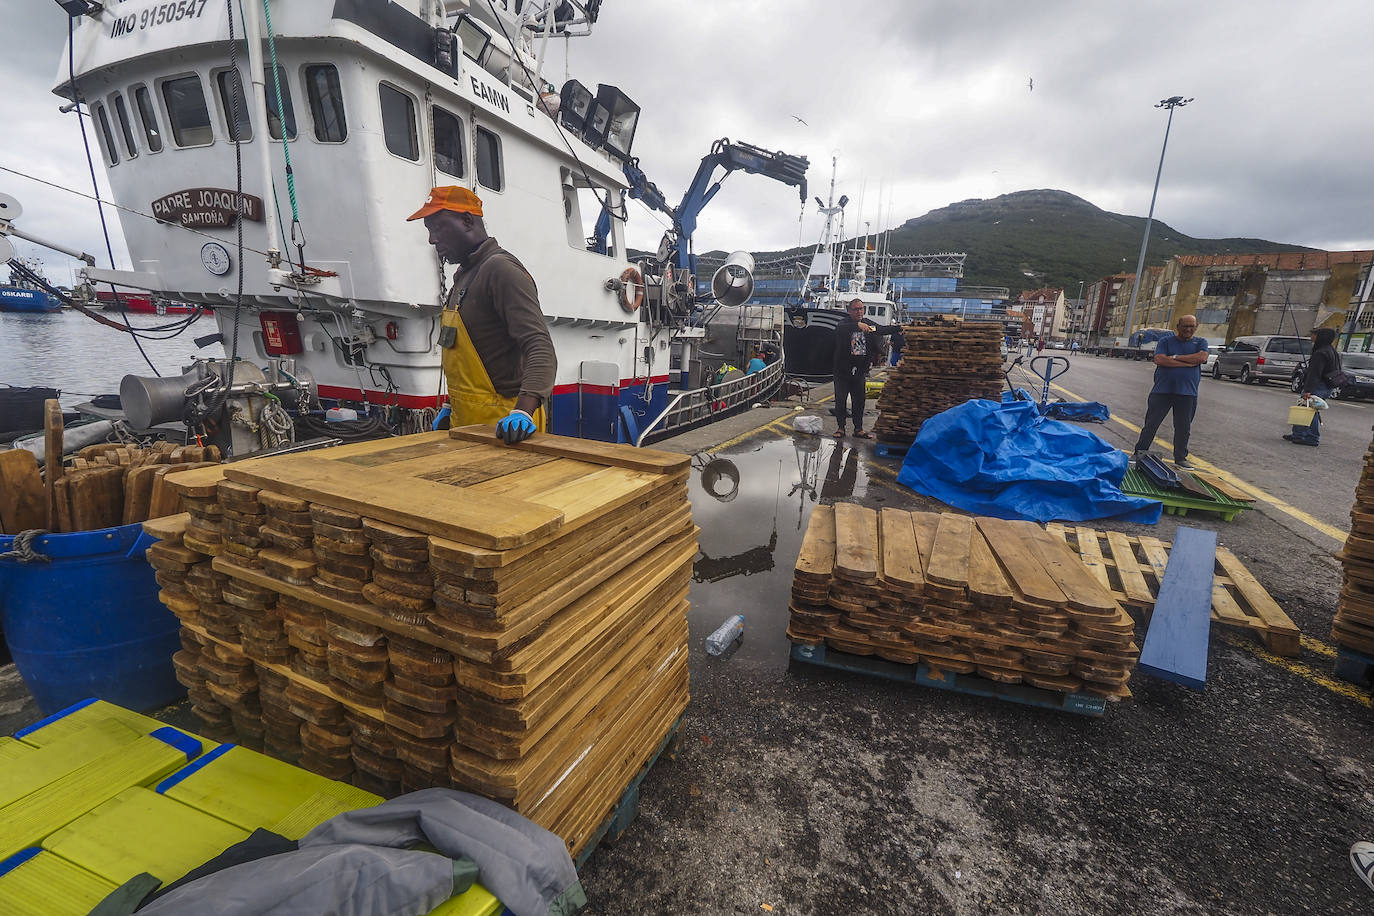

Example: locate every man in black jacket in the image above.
[832,299,901,439]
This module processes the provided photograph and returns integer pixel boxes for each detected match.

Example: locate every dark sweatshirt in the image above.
[833,316,900,375]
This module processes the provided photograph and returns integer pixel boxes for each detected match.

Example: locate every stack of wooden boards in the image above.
[873,316,1005,445]
[0,437,219,535]
[789,504,1139,699]
[148,427,695,858]
[1333,427,1374,656]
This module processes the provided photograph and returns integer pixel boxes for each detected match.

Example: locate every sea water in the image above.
[0,310,225,407]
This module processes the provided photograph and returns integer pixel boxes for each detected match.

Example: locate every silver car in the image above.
[1212,335,1312,384]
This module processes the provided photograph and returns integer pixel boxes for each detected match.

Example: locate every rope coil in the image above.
[2,530,52,564]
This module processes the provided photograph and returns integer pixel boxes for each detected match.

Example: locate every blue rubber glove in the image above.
[496,409,536,444]
[430,405,451,431]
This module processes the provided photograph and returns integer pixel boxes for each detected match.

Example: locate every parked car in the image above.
[1212,335,1312,384]
[1202,344,1225,374]
[1291,350,1374,399]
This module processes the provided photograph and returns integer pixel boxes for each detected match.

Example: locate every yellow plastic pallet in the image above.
[43,786,250,886]
[0,849,117,916]
[0,719,143,809]
[157,744,382,838]
[14,698,216,751]
[0,737,34,764]
[0,731,197,861]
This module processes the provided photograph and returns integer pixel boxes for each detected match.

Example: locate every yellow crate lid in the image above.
[427,883,504,916]
[0,718,143,809]
[0,849,117,916]
[0,730,199,862]
[43,786,250,886]
[14,699,215,751]
[158,744,381,835]
[0,737,34,764]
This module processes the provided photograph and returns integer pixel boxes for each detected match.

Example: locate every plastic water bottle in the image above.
[705,614,745,656]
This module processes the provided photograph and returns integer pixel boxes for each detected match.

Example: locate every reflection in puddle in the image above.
[686,434,872,668]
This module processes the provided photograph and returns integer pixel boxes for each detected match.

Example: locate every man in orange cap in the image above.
[408,186,556,443]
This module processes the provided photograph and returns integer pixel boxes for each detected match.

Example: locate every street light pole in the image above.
[1123,95,1192,342]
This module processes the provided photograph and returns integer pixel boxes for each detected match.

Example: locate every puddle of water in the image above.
[686,433,875,672]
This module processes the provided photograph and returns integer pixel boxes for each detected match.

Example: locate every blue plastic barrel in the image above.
[0,523,184,714]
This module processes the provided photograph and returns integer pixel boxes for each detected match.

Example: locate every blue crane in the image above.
[592,138,809,279]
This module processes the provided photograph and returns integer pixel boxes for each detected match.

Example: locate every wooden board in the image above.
[926,514,973,588]
[877,508,923,595]
[66,467,125,532]
[1138,527,1218,690]
[449,425,689,475]
[975,517,1066,608]
[832,503,878,582]
[795,505,836,581]
[44,400,63,530]
[121,464,163,525]
[223,456,564,550]
[0,449,47,534]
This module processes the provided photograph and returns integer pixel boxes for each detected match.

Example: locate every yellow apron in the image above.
[440,305,547,431]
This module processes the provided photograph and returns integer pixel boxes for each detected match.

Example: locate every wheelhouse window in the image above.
[304,64,347,142]
[132,86,163,152]
[216,69,252,142]
[432,105,464,177]
[264,66,296,140]
[379,83,418,161]
[92,101,118,165]
[475,125,503,190]
[161,74,213,147]
[111,93,138,159]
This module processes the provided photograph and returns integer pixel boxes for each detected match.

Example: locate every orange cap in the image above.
[406,186,484,221]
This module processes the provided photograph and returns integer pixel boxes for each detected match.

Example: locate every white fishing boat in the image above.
[35,0,806,453]
[782,164,899,380]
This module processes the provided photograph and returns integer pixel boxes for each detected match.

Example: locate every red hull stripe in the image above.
[316,385,446,409]
[551,374,670,395]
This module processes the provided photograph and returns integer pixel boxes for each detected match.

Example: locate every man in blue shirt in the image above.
[1132,315,1208,469]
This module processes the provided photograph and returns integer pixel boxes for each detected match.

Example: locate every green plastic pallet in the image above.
[1122,467,1252,522]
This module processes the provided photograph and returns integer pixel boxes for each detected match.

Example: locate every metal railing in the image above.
[635,358,784,446]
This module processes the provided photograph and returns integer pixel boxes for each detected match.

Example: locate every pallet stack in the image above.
[150,428,695,856]
[788,504,1139,699]
[1333,428,1374,656]
[0,439,219,535]
[872,317,1005,445]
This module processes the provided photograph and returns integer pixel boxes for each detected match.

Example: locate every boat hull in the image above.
[0,287,61,313]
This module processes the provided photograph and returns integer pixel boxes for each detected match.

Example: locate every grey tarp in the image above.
[107,788,585,916]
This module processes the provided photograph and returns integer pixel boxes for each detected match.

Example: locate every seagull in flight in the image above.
[792,115,809,126]
[1028,77,1033,92]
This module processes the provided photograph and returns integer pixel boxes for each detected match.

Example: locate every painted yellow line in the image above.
[711,395,836,451]
[1219,633,1372,707]
[1301,635,1338,658]
[1035,370,1349,545]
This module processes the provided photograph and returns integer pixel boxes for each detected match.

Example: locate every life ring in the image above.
[618,266,644,312]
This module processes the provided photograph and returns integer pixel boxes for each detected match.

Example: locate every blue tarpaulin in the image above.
[896,399,1162,524]
[1041,400,1110,422]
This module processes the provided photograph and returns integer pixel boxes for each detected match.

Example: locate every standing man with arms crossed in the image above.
[832,298,901,439]
[408,186,556,444]
[1132,315,1207,469]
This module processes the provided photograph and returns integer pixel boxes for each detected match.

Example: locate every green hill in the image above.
[704,189,1316,295]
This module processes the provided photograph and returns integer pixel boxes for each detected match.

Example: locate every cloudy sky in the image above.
[4,0,1372,284]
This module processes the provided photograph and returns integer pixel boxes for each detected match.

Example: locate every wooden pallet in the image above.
[789,643,1110,716]
[1046,524,1300,656]
[1120,468,1252,522]
[788,505,1140,704]
[872,320,1005,443]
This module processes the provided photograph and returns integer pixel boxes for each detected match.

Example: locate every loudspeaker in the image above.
[711,251,755,307]
[120,369,204,429]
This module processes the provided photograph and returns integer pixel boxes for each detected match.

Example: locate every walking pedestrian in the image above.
[1285,327,1343,447]
[1131,315,1208,469]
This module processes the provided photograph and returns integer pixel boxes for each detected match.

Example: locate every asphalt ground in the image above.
[3,363,1373,914]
